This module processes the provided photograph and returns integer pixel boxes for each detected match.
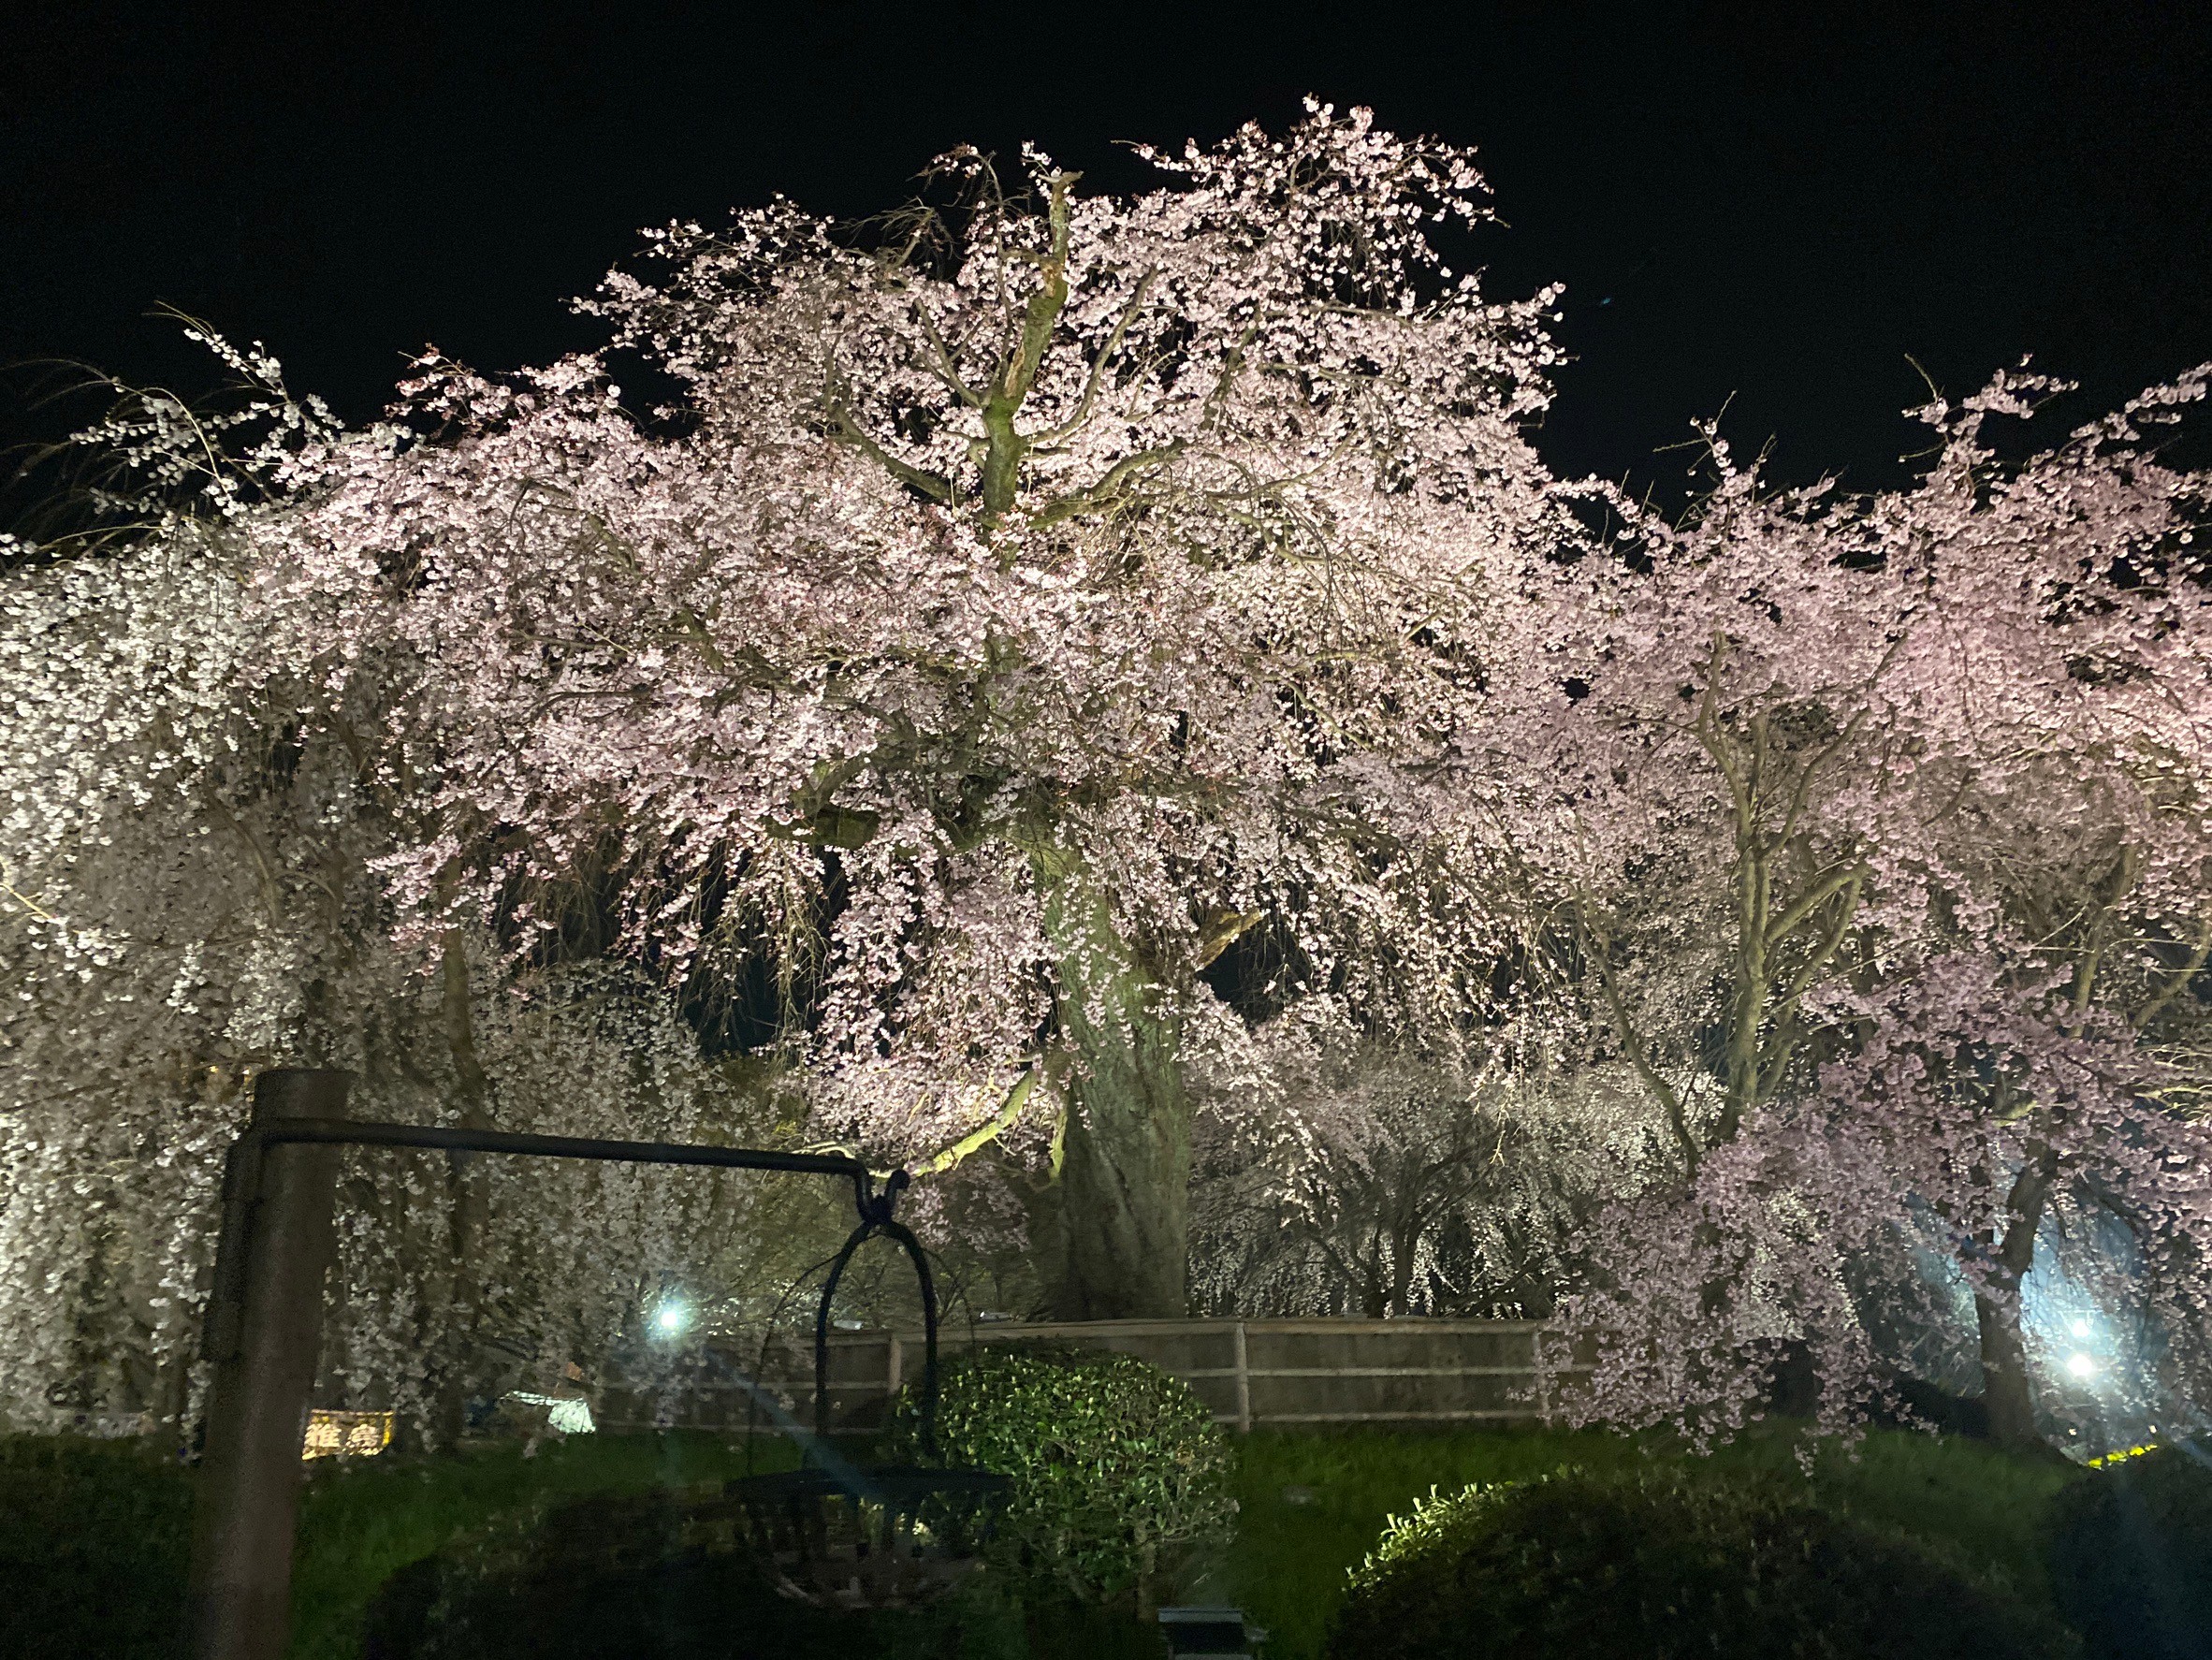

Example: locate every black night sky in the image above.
[5,0,2209,527]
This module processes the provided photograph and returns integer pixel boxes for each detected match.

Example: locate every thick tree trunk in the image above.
[1390,1219,1420,1318]
[1973,1287,2041,1449]
[1040,864,1191,1321]
[1974,1145,2056,1451]
[430,937,493,1447]
[1058,1065,1189,1319]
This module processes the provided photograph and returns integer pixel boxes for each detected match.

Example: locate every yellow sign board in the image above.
[303,1409,395,1460]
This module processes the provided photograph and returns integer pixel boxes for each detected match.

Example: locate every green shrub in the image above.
[883,1343,1237,1606]
[2049,1445,2212,1660]
[0,1435,193,1660]
[1327,1463,2075,1660]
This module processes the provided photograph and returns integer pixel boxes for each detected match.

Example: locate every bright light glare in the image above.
[2066,1352,2096,1379]
[2070,1319,2092,1339]
[654,1304,690,1337]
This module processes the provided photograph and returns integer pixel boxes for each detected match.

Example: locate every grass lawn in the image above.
[1,1423,2085,1659]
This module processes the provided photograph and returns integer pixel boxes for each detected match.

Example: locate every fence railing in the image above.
[601,1317,1564,1434]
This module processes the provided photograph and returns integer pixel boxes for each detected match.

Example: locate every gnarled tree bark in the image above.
[1038,861,1190,1320]
[1973,1144,2055,1450]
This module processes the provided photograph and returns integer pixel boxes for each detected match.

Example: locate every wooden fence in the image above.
[600,1318,1562,1434]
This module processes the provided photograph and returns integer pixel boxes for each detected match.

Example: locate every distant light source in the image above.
[654,1303,690,1338]
[2066,1352,2096,1379]
[2070,1318,2092,1339]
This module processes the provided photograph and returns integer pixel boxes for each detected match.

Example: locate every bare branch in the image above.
[1032,268,1160,446]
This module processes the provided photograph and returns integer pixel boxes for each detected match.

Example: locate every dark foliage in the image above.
[361,1484,1025,1659]
[1763,1340,1992,1439]
[0,1435,193,1660]
[1326,1463,2076,1660]
[2049,1445,2212,1660]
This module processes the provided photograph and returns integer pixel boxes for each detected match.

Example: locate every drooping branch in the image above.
[1763,859,1868,954]
[2134,918,2212,1034]
[905,1065,1041,1179]
[822,387,954,504]
[1582,913,1701,1173]
[1030,442,1186,528]
[1031,268,1160,447]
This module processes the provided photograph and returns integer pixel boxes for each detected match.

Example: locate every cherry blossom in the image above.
[1532,368,2212,1447]
[6,97,2206,1451]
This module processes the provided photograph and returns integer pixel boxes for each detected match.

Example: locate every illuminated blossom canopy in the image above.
[4,98,2208,1449]
[221,102,1576,1319]
[0,505,752,1438]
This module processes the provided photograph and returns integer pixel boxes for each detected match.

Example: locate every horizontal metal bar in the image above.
[939,1318,1549,1335]
[252,1118,872,1181]
[1244,1365,1539,1379]
[205,1116,877,1365]
[1249,1409,1537,1423]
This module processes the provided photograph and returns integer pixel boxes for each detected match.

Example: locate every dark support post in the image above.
[190,1068,349,1660]
[181,1084,879,1650]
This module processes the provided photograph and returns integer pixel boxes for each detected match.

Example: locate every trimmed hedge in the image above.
[2049,1445,2212,1660]
[1327,1463,2075,1660]
[361,1484,1024,1659]
[883,1343,1236,1605]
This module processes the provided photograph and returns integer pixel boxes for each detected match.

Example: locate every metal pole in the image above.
[190,1068,349,1660]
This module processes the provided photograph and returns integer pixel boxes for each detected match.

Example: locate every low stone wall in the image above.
[601,1317,1562,1434]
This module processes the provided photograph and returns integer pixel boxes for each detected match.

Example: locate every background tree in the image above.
[0,376,779,1442]
[1189,1041,1646,1320]
[1525,366,2212,1448]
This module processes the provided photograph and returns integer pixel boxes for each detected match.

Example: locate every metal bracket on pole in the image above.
[187,1071,884,1660]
